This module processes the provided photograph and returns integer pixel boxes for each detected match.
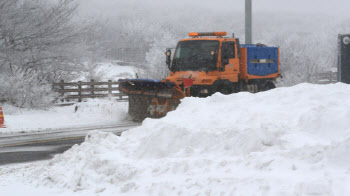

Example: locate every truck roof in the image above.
[178,37,236,42]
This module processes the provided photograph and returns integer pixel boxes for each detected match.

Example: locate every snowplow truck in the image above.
[119,32,280,121]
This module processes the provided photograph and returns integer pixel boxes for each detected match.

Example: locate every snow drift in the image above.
[30,83,350,195]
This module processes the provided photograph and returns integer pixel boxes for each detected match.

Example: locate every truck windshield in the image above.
[171,40,219,72]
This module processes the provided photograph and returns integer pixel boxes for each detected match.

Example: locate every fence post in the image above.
[90,79,95,98]
[330,72,334,83]
[60,80,64,102]
[108,80,112,96]
[78,81,82,102]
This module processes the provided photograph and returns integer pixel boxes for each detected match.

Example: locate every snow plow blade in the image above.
[118,79,185,121]
[119,79,176,98]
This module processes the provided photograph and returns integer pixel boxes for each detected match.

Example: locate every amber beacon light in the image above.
[188,32,227,37]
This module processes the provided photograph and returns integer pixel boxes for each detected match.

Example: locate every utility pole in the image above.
[338,34,350,84]
[245,0,252,44]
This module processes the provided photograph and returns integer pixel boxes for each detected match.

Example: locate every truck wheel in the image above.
[262,81,276,91]
[218,85,232,95]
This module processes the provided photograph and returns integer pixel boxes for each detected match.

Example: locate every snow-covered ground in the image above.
[96,62,137,80]
[0,99,130,134]
[1,60,136,134]
[78,61,137,82]
[1,83,350,195]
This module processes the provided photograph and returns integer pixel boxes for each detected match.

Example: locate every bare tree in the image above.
[0,0,87,108]
[0,0,85,80]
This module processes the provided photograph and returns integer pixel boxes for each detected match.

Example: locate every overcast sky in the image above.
[253,0,350,16]
[79,0,350,17]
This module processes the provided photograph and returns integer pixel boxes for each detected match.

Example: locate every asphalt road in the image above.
[0,123,140,165]
[0,137,85,165]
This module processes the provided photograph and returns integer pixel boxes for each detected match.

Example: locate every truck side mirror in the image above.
[211,50,217,61]
[165,49,171,68]
[236,39,241,58]
[221,51,229,71]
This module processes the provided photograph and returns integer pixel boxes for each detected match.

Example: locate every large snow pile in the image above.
[1,99,129,134]
[23,83,350,195]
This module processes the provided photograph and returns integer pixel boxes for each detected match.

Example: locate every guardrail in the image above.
[53,80,128,102]
[316,72,338,84]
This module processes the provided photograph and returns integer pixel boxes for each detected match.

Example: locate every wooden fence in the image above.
[316,72,338,84]
[53,80,128,102]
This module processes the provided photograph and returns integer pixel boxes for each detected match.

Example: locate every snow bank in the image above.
[1,99,129,134]
[17,83,350,195]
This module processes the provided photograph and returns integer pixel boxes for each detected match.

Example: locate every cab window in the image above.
[221,42,235,59]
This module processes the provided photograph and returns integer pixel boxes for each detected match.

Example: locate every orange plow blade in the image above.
[119,79,185,121]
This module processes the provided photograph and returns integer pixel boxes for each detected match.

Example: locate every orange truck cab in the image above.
[164,31,280,96]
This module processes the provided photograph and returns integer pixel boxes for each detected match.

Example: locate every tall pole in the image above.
[245,0,252,44]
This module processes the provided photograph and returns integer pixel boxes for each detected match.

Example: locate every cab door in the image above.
[220,41,240,82]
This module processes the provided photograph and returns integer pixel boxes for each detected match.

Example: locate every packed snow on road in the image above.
[1,83,350,195]
[0,99,129,134]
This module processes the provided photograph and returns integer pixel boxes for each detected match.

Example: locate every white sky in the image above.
[253,0,350,16]
[79,0,350,17]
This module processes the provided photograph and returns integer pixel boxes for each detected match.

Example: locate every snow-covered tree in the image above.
[143,31,178,79]
[0,0,85,108]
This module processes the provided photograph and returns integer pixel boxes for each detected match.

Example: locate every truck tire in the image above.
[218,85,232,95]
[213,80,235,95]
[262,81,276,91]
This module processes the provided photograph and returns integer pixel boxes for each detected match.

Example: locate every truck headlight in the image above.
[199,89,209,94]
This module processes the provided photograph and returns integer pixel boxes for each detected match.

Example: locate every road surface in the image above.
[0,123,140,165]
